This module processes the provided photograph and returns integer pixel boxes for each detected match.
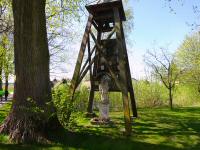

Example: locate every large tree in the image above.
[0,0,59,143]
[145,48,180,109]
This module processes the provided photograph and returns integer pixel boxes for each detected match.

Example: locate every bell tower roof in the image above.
[85,0,126,23]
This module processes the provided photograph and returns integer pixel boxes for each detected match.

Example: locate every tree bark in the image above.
[0,66,2,101]
[4,76,8,92]
[0,0,60,143]
[169,87,173,110]
[0,65,2,91]
[4,75,8,101]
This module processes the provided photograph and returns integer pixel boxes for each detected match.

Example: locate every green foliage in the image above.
[46,0,87,71]
[52,83,72,127]
[73,85,89,111]
[134,80,168,108]
[0,90,5,96]
[176,32,200,92]
[52,79,200,117]
[52,83,89,128]
[0,34,14,79]
[109,92,122,111]
[174,84,200,106]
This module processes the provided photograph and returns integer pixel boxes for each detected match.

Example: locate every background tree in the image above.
[0,1,12,34]
[0,0,13,92]
[1,34,14,93]
[145,48,180,109]
[176,32,200,93]
[0,38,4,91]
[46,0,83,74]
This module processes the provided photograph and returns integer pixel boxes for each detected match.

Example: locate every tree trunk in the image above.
[0,0,60,143]
[0,66,2,91]
[0,67,2,101]
[169,88,173,110]
[4,76,8,92]
[4,75,8,101]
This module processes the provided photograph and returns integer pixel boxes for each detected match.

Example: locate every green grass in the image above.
[0,103,200,150]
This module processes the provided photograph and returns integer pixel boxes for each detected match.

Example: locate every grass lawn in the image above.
[0,103,200,150]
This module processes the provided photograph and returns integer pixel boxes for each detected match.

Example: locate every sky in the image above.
[128,0,199,79]
[51,0,200,80]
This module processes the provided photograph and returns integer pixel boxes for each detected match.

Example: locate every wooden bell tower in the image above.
[70,0,137,135]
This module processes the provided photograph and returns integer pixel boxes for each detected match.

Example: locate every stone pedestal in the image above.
[99,75,110,121]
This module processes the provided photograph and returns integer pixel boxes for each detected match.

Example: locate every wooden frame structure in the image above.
[70,0,137,135]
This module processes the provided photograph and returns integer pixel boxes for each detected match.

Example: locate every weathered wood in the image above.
[87,32,102,113]
[120,22,138,118]
[70,14,93,96]
[87,35,94,113]
[90,30,128,94]
[106,28,116,39]
[114,7,132,135]
[76,55,97,89]
[90,29,115,48]
[86,0,126,22]
[92,21,99,32]
[79,45,96,76]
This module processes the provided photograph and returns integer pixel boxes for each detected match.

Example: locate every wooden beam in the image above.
[92,21,99,32]
[107,28,116,39]
[90,29,128,95]
[87,31,102,113]
[120,21,138,118]
[114,7,132,136]
[79,45,96,76]
[89,28,115,48]
[70,14,93,96]
[76,54,97,89]
[87,35,94,113]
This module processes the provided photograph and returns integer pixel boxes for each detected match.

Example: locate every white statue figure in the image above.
[99,74,111,121]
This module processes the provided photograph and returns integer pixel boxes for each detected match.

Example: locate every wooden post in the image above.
[87,31,102,114]
[87,34,94,114]
[120,22,138,118]
[114,7,132,135]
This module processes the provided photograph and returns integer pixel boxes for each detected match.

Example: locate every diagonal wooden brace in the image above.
[70,14,93,99]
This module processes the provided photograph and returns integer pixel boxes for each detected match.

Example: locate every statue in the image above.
[99,74,111,121]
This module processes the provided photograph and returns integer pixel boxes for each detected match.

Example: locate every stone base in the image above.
[90,117,111,125]
[99,103,109,120]
[85,112,97,118]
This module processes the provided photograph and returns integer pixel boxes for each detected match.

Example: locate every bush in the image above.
[52,79,200,119]
[174,84,200,106]
[133,80,168,108]
[52,83,90,127]
[52,83,73,127]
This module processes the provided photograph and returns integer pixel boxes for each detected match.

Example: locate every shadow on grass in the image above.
[0,107,200,150]
[0,128,185,150]
[135,107,200,135]
[46,128,181,150]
